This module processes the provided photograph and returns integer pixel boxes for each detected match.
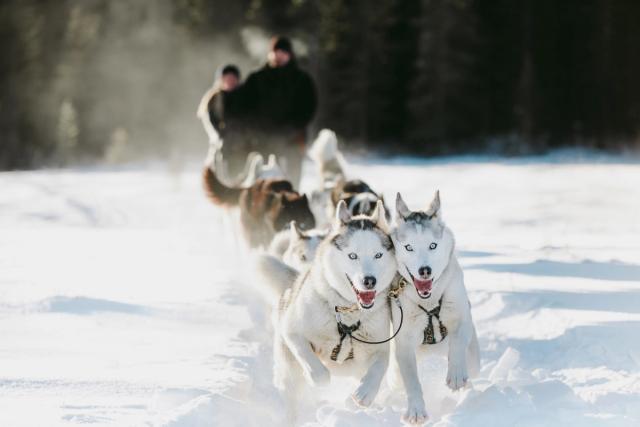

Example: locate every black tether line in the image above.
[334,299,404,346]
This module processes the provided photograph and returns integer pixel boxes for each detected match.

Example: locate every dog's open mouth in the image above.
[346,274,376,309]
[413,278,432,298]
[405,265,432,299]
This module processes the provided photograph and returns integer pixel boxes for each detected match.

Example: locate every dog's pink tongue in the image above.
[414,279,432,295]
[357,290,376,306]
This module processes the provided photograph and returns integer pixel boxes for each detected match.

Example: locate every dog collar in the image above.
[335,303,359,313]
[389,276,409,298]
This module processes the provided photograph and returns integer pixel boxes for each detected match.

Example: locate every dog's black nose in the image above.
[418,266,432,278]
[363,276,377,289]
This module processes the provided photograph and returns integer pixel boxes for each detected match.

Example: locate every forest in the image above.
[1,0,640,169]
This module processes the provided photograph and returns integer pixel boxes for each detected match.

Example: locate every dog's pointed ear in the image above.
[426,190,441,218]
[289,221,303,240]
[371,200,389,231]
[267,154,276,168]
[396,192,411,221]
[335,200,351,226]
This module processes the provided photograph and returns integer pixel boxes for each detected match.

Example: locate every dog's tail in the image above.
[254,254,299,304]
[308,129,347,184]
[309,129,339,164]
[202,165,242,207]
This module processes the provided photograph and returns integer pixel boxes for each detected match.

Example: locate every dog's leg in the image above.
[395,338,429,425]
[282,331,330,387]
[441,274,475,391]
[466,324,481,378]
[352,348,389,408]
[273,331,293,392]
[273,330,303,425]
[445,316,472,391]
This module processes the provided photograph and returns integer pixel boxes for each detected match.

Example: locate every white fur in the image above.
[308,129,342,168]
[308,129,348,227]
[230,153,287,187]
[390,192,480,425]
[272,201,398,420]
[197,86,222,146]
[253,253,299,305]
[268,221,328,271]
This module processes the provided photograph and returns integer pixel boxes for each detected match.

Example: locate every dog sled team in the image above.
[201,128,479,425]
[198,36,479,425]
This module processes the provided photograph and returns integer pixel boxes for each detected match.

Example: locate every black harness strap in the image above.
[418,296,448,345]
[330,299,404,361]
[330,320,361,361]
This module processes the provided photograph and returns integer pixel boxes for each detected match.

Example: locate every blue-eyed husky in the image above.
[390,192,480,425]
[270,201,399,416]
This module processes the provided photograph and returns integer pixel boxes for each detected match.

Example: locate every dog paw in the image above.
[446,361,468,391]
[304,364,330,387]
[351,384,376,408]
[401,402,429,425]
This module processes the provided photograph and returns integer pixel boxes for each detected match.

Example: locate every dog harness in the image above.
[330,318,360,362]
[418,297,448,345]
[396,276,448,345]
[330,288,404,363]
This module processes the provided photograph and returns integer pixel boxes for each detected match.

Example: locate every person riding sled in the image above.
[230,36,317,187]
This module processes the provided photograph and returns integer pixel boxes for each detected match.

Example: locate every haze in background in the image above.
[2,0,640,169]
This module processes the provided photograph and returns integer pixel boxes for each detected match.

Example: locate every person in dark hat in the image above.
[197,64,241,142]
[197,64,247,174]
[231,36,317,187]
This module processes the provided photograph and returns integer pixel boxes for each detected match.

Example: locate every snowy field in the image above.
[1,153,639,426]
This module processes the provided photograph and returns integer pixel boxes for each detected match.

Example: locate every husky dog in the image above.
[269,221,328,271]
[271,201,398,414]
[255,221,327,307]
[202,163,315,248]
[331,179,390,220]
[390,192,480,425]
[308,129,389,226]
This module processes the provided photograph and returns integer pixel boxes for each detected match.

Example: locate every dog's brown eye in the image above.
[405,244,413,252]
[374,252,383,259]
[429,242,437,250]
[348,253,358,260]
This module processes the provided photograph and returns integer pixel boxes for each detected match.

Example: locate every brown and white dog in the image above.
[203,165,315,249]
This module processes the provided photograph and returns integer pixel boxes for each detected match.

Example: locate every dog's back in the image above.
[238,179,315,248]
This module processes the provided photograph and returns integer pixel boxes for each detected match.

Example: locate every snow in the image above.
[1,154,639,426]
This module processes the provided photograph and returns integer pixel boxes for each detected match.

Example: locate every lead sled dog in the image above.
[270,200,399,418]
[390,191,480,424]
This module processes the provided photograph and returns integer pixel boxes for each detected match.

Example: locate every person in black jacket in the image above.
[197,64,247,174]
[197,64,241,141]
[233,36,317,187]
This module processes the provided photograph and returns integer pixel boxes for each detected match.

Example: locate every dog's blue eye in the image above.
[348,253,358,260]
[374,252,383,259]
[429,242,437,250]
[405,244,413,252]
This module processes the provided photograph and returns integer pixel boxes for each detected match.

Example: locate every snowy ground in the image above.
[1,153,639,426]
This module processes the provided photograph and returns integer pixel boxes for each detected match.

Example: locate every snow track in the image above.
[1,154,639,426]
